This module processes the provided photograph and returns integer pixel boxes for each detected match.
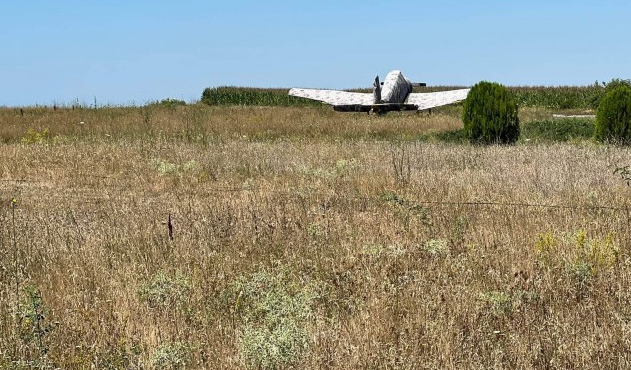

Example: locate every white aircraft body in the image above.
[289,70,470,113]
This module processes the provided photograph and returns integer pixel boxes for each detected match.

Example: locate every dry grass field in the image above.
[1,104,631,369]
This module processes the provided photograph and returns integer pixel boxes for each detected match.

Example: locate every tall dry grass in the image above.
[0,105,467,144]
[1,106,630,369]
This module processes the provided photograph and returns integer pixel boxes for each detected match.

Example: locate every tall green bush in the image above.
[463,81,520,144]
[591,78,631,109]
[595,85,631,144]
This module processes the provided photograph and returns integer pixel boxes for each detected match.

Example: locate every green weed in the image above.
[422,239,450,257]
[297,158,357,179]
[150,342,192,370]
[20,128,50,145]
[138,270,192,309]
[380,191,433,234]
[221,268,325,370]
[520,118,594,143]
[360,243,407,259]
[535,229,618,287]
[98,336,142,370]
[451,215,468,246]
[479,291,513,315]
[151,159,200,175]
[8,285,57,369]
[479,289,538,316]
[535,230,558,267]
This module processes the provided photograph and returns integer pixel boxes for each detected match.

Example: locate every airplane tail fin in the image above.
[373,75,382,104]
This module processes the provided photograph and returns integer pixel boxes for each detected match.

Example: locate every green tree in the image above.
[591,78,631,109]
[595,85,631,144]
[463,81,520,144]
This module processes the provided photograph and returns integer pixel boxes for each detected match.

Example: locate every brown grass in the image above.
[0,105,468,144]
[1,105,630,369]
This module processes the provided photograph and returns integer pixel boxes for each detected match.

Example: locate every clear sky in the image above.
[1,1,630,106]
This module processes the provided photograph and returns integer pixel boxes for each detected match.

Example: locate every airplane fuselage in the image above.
[376,70,414,104]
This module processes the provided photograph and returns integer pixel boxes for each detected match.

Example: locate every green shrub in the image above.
[149,98,187,108]
[595,85,631,144]
[463,81,520,144]
[591,78,631,109]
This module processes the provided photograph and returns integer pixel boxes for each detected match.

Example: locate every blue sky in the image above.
[1,1,630,106]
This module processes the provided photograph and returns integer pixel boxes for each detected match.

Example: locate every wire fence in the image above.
[1,176,629,253]
[2,176,629,218]
[413,199,629,213]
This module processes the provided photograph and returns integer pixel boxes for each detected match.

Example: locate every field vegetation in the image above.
[463,82,520,144]
[200,84,614,111]
[1,86,631,369]
[595,85,631,144]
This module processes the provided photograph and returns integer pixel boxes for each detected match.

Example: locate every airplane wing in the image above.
[406,89,471,110]
[289,88,374,106]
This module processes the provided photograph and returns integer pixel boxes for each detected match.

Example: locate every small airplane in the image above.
[289,70,470,114]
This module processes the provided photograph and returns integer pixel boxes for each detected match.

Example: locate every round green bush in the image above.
[463,81,520,144]
[595,85,631,144]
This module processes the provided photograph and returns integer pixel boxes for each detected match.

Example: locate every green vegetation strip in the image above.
[201,83,628,110]
[426,118,595,144]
